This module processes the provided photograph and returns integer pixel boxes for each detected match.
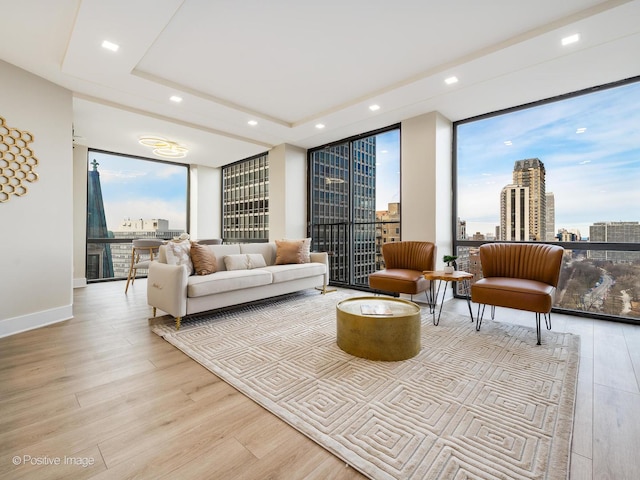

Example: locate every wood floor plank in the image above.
[592,384,640,480]
[593,332,639,394]
[1,279,638,479]
[571,356,593,459]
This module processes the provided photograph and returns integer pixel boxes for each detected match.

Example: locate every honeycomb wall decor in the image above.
[0,115,39,203]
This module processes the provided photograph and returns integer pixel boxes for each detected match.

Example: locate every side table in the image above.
[423,270,474,325]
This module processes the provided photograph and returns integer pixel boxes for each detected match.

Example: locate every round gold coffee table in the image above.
[336,296,421,361]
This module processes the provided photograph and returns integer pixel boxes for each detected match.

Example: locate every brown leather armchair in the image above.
[471,242,564,345]
[368,241,436,300]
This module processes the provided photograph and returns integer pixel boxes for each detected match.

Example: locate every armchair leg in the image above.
[175,317,181,330]
[152,307,156,317]
[476,304,486,331]
[490,305,496,320]
[535,313,542,345]
[545,313,552,330]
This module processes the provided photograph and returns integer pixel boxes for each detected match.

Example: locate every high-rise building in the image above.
[375,202,400,268]
[546,192,556,241]
[589,221,640,263]
[499,158,547,241]
[500,184,530,241]
[310,137,377,286]
[512,158,546,241]
[457,218,467,240]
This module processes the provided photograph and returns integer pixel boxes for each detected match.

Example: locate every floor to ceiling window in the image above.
[86,149,188,281]
[222,152,269,243]
[308,126,400,289]
[454,77,640,322]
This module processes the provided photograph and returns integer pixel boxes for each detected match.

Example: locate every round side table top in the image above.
[423,270,473,281]
[336,296,420,317]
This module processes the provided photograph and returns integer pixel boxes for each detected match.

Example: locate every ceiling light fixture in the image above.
[101,40,119,52]
[504,140,513,146]
[576,127,587,133]
[369,104,380,111]
[138,136,188,159]
[445,76,458,85]
[170,95,182,103]
[248,120,258,126]
[562,34,580,46]
[315,123,325,129]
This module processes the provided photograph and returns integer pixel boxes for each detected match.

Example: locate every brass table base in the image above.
[336,297,421,361]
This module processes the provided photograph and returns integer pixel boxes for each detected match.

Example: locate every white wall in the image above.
[268,143,307,240]
[0,60,74,337]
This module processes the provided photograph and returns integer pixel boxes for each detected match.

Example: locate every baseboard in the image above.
[0,305,73,338]
[73,277,87,288]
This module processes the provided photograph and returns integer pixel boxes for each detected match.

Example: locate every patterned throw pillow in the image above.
[277,238,312,264]
[274,239,305,265]
[165,239,194,274]
[190,242,217,275]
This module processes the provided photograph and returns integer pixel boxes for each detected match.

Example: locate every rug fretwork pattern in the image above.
[153,291,579,480]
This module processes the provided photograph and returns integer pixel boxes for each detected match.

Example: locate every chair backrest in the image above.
[382,241,436,272]
[132,238,164,248]
[195,238,222,245]
[479,243,564,287]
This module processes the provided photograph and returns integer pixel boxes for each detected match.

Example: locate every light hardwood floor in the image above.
[1,280,639,479]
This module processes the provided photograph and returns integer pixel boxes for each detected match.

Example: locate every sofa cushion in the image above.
[187,269,273,298]
[190,242,217,275]
[261,263,326,283]
[224,253,267,271]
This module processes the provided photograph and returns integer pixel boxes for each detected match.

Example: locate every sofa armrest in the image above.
[310,251,329,286]
[147,261,189,318]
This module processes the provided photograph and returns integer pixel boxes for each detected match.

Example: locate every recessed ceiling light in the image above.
[576,127,587,134]
[170,95,182,103]
[248,120,258,126]
[101,40,119,52]
[445,76,458,85]
[315,123,325,129]
[504,140,513,146]
[562,34,580,46]
[369,104,380,111]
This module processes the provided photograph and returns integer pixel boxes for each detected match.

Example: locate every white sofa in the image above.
[147,242,329,329]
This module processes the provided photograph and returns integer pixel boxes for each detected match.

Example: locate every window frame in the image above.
[452,76,640,323]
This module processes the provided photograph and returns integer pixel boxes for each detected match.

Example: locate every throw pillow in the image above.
[224,253,267,271]
[274,239,305,265]
[283,237,311,263]
[190,242,217,275]
[165,239,194,274]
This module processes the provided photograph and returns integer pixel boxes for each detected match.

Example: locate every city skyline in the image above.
[456,80,640,238]
[88,151,188,231]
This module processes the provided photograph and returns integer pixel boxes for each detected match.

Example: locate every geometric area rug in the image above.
[152,289,580,480]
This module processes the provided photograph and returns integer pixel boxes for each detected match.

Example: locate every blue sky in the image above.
[457,80,640,238]
[89,151,188,231]
[375,129,400,210]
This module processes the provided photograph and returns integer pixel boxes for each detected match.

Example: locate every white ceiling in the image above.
[1,0,639,167]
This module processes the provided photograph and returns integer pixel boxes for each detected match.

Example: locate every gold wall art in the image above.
[0,116,39,203]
